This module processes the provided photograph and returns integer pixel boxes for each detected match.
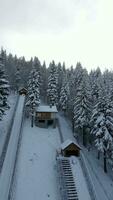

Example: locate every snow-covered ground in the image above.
[12,114,91,200]
[13,119,61,200]
[0,93,17,157]
[82,148,113,200]
[0,95,25,200]
[70,156,91,200]
[57,113,74,141]
[58,113,113,200]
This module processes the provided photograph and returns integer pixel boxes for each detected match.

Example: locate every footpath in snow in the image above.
[13,119,61,200]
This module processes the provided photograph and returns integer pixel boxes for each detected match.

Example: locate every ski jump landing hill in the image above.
[0,94,26,200]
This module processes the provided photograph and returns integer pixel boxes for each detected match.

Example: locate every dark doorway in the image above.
[65,150,79,157]
[47,120,54,126]
[39,120,45,123]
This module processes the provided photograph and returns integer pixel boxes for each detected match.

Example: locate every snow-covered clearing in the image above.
[13,119,61,200]
[0,93,17,156]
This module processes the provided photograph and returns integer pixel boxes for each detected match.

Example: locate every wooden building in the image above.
[35,105,58,128]
[61,139,81,157]
[18,87,28,95]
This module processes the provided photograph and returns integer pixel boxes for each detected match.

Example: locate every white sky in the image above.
[0,0,113,71]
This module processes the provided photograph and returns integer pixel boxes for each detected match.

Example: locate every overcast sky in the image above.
[0,0,113,71]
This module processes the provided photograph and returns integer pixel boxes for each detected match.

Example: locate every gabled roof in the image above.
[36,105,58,113]
[18,87,28,92]
[61,139,81,150]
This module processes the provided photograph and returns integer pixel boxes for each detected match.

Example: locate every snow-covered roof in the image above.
[18,87,27,92]
[36,105,58,113]
[61,139,81,150]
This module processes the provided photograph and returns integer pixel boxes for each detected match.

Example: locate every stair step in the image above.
[68,195,78,198]
[67,191,77,194]
[68,194,78,197]
[64,173,73,175]
[66,181,75,184]
[66,185,75,188]
[66,184,75,187]
[63,168,71,170]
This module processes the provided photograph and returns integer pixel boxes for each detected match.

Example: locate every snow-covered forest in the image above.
[0,48,113,175]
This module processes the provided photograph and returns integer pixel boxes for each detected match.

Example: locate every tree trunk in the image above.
[104,149,107,173]
[31,104,34,127]
[97,151,100,160]
[97,137,100,159]
[82,126,87,147]
[31,114,34,127]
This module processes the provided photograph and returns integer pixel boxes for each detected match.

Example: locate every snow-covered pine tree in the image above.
[26,66,40,127]
[33,57,41,87]
[73,69,92,146]
[57,62,64,103]
[90,85,113,173]
[15,68,21,91]
[47,61,58,106]
[40,61,47,102]
[59,74,69,113]
[67,62,84,127]
[89,67,102,105]
[0,55,10,119]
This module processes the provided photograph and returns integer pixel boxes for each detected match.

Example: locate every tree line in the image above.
[0,48,113,173]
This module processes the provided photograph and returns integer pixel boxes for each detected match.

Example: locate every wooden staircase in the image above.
[57,157,79,200]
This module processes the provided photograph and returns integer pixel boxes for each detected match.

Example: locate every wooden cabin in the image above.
[18,87,28,96]
[61,139,81,157]
[35,105,58,128]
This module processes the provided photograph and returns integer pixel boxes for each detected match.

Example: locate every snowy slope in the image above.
[57,113,74,141]
[0,95,25,200]
[13,119,61,200]
[0,93,17,157]
[58,113,113,200]
[82,148,113,200]
[70,156,91,200]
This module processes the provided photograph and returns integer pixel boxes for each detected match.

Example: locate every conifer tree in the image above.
[40,61,47,102]
[0,55,10,119]
[59,75,69,112]
[15,68,21,91]
[89,67,102,105]
[47,61,58,106]
[73,69,92,146]
[91,83,113,173]
[26,66,40,127]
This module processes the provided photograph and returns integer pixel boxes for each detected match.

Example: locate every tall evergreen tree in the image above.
[15,68,21,91]
[26,66,40,127]
[89,67,102,105]
[47,61,58,106]
[91,88,113,172]
[59,75,69,112]
[0,55,10,119]
[73,69,92,146]
[40,61,47,102]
